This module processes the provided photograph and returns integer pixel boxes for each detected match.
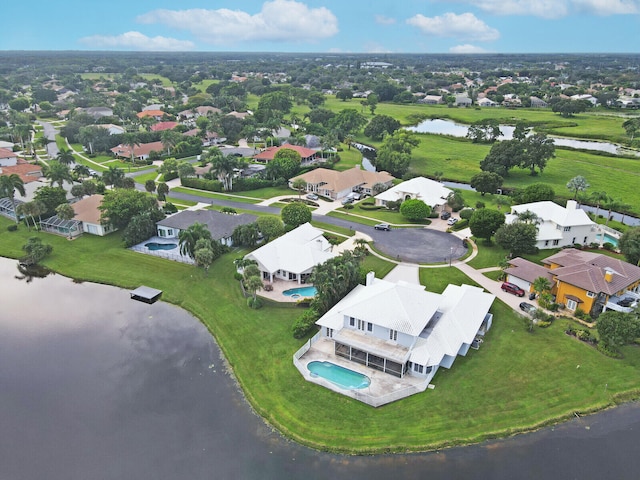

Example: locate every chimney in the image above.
[366,271,376,286]
[566,200,577,210]
[604,268,613,283]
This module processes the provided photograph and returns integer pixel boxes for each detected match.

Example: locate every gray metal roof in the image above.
[157,209,257,240]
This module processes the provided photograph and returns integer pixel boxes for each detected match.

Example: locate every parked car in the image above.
[440,211,451,220]
[519,302,537,315]
[447,217,458,226]
[374,223,391,231]
[341,197,354,205]
[306,193,319,200]
[501,282,525,297]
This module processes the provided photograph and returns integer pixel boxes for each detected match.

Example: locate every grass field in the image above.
[1,217,639,453]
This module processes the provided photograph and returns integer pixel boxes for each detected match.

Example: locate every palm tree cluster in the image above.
[309,251,362,315]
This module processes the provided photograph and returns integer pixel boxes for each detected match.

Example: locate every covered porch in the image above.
[39,215,82,238]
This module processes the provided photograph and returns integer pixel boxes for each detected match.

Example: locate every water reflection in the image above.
[14,261,53,283]
[1,257,640,480]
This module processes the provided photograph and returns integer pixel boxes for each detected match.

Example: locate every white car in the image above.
[447,217,459,225]
[306,193,319,200]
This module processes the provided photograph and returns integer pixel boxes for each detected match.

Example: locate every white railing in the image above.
[597,224,622,238]
[129,245,195,264]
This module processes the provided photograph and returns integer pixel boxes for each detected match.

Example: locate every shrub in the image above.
[247,297,264,309]
[163,202,178,214]
[573,243,583,250]
[589,242,601,249]
[451,219,469,231]
[233,272,243,281]
[602,242,614,251]
[7,224,18,232]
[162,171,179,182]
[576,329,596,343]
[459,208,474,220]
[475,201,486,209]
[537,321,552,328]
[221,207,237,214]
[181,177,223,192]
[292,308,320,339]
[343,203,354,210]
[597,342,623,358]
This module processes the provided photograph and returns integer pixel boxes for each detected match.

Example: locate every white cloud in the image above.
[375,15,396,25]
[137,0,339,45]
[78,31,195,51]
[363,42,394,53]
[407,12,499,41]
[449,44,489,53]
[463,0,638,18]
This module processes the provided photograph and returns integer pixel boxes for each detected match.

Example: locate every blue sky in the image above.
[2,0,639,53]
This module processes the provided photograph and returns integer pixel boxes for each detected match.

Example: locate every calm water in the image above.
[2,257,640,480]
[406,118,640,156]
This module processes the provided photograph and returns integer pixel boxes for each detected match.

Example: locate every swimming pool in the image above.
[145,242,178,251]
[307,361,371,390]
[595,233,619,248]
[283,286,317,298]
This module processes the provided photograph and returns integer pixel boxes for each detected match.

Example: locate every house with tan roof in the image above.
[294,272,495,406]
[0,148,18,165]
[505,249,640,316]
[289,166,394,201]
[110,141,165,160]
[72,194,115,236]
[150,121,179,132]
[253,145,320,164]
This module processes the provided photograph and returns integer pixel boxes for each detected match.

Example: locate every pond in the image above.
[406,118,640,157]
[2,256,640,480]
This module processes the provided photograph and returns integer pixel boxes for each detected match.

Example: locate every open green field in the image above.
[1,217,639,453]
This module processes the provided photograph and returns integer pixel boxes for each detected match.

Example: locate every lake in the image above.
[1,257,640,479]
[406,118,640,156]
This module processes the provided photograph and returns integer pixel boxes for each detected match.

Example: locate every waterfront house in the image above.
[374,176,452,213]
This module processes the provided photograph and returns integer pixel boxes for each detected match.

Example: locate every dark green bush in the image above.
[181,177,223,192]
[7,224,18,232]
[451,219,469,231]
[602,242,614,251]
[247,297,264,309]
[292,308,320,339]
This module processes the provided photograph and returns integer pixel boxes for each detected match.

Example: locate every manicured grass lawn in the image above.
[1,216,639,453]
[468,240,561,269]
[310,220,354,237]
[171,187,263,204]
[334,148,363,171]
[133,171,160,185]
[165,196,197,208]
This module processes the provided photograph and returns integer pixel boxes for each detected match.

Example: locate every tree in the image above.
[37,135,52,157]
[177,161,195,179]
[521,133,555,175]
[157,182,169,201]
[400,199,430,221]
[44,160,73,188]
[145,179,157,194]
[292,178,306,198]
[56,148,75,166]
[194,241,215,276]
[480,140,524,177]
[100,188,163,230]
[365,93,379,115]
[467,119,501,143]
[446,191,465,212]
[207,148,237,191]
[597,311,640,350]
[514,183,555,204]
[256,216,284,242]
[495,222,538,256]
[532,276,552,296]
[0,173,26,223]
[328,109,367,139]
[22,237,53,265]
[121,132,140,165]
[266,148,301,180]
[470,171,503,196]
[33,186,67,217]
[566,175,590,200]
[469,209,505,243]
[512,122,532,141]
[9,97,30,111]
[178,222,212,260]
[309,251,362,315]
[16,201,45,231]
[618,227,640,266]
[516,209,541,225]
[122,212,159,247]
[244,275,264,305]
[73,164,90,179]
[161,129,182,155]
[551,98,588,117]
[363,115,401,141]
[102,166,126,188]
[336,89,353,101]
[55,203,76,237]
[622,118,640,143]
[374,130,420,178]
[589,190,611,217]
[231,223,260,247]
[281,202,311,228]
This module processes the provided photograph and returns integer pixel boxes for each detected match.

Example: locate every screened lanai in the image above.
[39,215,81,238]
[0,197,24,221]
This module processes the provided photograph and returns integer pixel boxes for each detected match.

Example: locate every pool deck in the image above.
[258,278,316,303]
[295,338,430,407]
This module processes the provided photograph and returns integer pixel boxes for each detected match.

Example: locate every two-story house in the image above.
[506,200,599,249]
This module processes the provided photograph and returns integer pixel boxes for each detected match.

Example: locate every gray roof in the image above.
[157,209,257,240]
[505,257,553,284]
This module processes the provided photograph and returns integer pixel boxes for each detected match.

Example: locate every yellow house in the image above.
[543,249,640,315]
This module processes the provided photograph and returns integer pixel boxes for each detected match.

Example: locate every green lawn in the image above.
[171,187,263,204]
[1,217,639,453]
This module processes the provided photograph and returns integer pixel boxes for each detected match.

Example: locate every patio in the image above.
[256,277,316,303]
[129,236,194,264]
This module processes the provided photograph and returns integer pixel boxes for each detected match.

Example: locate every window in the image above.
[367,322,373,332]
[553,240,560,246]
[586,291,596,298]
[357,319,365,331]
[349,317,355,327]
[544,240,549,246]
[572,237,576,244]
[426,366,433,374]
[583,237,588,243]
[389,329,398,341]
[564,226,571,232]
[414,364,424,374]
[325,327,333,338]
[566,299,578,311]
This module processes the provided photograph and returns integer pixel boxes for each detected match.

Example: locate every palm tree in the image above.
[102,166,125,188]
[0,173,26,223]
[37,136,51,157]
[55,203,76,238]
[292,178,306,198]
[344,134,354,150]
[44,160,73,188]
[207,148,237,191]
[590,191,610,218]
[145,179,157,194]
[532,276,552,297]
[178,222,212,259]
[516,209,541,225]
[161,130,182,156]
[56,148,75,166]
[244,275,264,304]
[73,164,91,179]
[121,132,140,166]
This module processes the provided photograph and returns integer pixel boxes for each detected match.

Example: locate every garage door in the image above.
[506,275,531,293]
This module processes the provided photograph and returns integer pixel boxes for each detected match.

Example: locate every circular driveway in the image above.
[366,226,467,264]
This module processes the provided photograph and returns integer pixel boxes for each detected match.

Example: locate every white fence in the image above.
[129,245,195,264]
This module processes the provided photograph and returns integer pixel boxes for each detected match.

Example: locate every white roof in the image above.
[317,278,440,336]
[375,177,452,208]
[245,223,336,275]
[509,201,594,228]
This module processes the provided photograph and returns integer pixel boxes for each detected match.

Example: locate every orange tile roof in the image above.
[0,160,42,183]
[136,110,166,118]
[253,145,318,162]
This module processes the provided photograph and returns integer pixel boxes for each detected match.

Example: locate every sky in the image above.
[2,0,639,54]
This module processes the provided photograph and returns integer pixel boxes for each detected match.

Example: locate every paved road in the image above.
[37,121,60,159]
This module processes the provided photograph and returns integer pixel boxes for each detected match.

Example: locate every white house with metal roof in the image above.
[244,222,336,284]
[294,273,494,406]
[374,176,452,212]
[506,200,599,249]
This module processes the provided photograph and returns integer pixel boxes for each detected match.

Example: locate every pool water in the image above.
[307,361,371,390]
[283,286,317,298]
[595,233,619,248]
[145,242,178,251]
